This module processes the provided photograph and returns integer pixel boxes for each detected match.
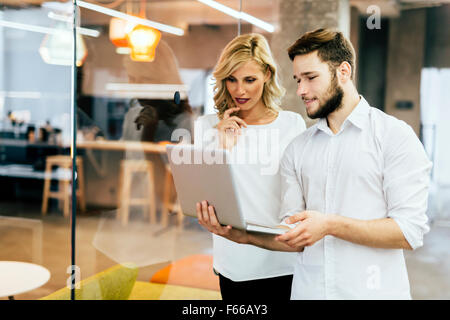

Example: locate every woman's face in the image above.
[225,60,270,113]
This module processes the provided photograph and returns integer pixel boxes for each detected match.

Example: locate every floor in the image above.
[0,200,213,300]
[0,199,449,300]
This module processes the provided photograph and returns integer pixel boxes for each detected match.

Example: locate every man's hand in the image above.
[276,210,331,249]
[196,200,249,244]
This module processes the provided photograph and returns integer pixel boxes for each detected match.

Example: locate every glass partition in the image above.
[73,0,450,301]
[0,3,73,300]
[73,0,251,300]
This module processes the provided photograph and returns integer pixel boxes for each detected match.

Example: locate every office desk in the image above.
[77,140,167,154]
[0,138,67,170]
[76,141,170,208]
[0,261,50,300]
[0,138,167,155]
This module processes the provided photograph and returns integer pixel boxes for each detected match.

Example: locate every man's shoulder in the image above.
[277,110,307,132]
[294,123,318,141]
[368,107,416,141]
[284,124,317,154]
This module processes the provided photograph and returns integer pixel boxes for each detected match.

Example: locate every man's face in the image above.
[292,51,343,119]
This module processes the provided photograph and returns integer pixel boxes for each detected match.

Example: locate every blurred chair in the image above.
[117,159,156,226]
[41,155,86,217]
[40,263,138,300]
[129,282,221,300]
[150,254,220,292]
[40,263,221,300]
[161,164,184,228]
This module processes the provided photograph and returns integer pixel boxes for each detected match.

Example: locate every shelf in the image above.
[105,83,189,100]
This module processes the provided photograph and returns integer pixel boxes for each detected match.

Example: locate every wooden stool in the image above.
[117,159,156,226]
[41,155,86,217]
[161,164,184,228]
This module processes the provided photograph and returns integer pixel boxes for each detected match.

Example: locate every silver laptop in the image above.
[166,144,291,235]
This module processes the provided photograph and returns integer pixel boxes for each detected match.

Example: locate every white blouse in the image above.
[194,110,306,281]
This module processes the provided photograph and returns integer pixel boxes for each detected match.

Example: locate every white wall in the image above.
[0,7,72,132]
[421,68,450,220]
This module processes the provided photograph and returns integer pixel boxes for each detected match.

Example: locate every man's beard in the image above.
[306,74,344,119]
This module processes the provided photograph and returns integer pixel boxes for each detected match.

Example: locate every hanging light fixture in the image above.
[39,20,88,67]
[126,0,162,62]
[38,3,89,67]
[109,17,135,47]
[127,25,161,61]
[109,0,135,47]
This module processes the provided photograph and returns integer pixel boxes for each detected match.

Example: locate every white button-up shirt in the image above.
[280,96,432,299]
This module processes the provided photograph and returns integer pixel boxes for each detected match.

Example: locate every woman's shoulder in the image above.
[278,110,303,120]
[197,113,219,123]
[198,113,219,121]
[277,110,306,128]
[195,113,219,130]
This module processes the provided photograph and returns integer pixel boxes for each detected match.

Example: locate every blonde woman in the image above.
[194,33,306,300]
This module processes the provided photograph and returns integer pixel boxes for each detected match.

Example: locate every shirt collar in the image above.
[314,95,370,135]
[316,117,330,134]
[345,95,370,130]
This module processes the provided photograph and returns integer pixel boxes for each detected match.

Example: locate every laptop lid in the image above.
[166,144,247,230]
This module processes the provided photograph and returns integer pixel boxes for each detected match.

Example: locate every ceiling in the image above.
[1,0,449,27]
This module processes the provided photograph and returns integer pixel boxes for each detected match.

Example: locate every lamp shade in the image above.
[109,17,136,47]
[127,25,161,62]
[39,24,87,67]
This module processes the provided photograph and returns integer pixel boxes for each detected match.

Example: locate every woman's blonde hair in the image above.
[212,33,285,118]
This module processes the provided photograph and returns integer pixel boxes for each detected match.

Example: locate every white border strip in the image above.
[105,83,189,100]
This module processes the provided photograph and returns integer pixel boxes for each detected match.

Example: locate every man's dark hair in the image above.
[287,28,356,79]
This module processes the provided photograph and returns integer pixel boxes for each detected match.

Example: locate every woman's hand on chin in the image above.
[216,107,246,149]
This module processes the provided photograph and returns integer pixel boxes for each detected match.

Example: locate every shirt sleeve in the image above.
[383,122,432,250]
[279,140,306,224]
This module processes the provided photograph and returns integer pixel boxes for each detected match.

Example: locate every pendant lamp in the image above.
[127,0,161,61]
[109,17,136,47]
[127,25,161,62]
[109,0,136,48]
[39,22,87,67]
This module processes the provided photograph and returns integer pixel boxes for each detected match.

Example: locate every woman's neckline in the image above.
[245,111,281,127]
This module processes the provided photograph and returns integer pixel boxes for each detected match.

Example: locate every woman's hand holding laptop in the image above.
[196,200,303,253]
[196,200,249,244]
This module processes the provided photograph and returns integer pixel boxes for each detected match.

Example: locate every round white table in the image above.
[0,261,51,300]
